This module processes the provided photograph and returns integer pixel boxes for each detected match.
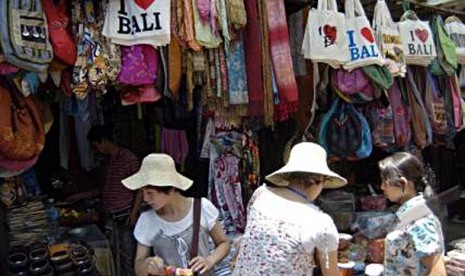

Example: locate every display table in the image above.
[61,224,115,276]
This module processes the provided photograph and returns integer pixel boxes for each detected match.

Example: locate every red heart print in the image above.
[415,28,429,43]
[323,25,337,44]
[133,0,155,10]
[360,27,375,43]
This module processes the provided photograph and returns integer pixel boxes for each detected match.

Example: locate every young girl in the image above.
[122,154,230,276]
[379,152,446,275]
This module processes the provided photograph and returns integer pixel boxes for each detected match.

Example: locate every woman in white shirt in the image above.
[233,142,347,275]
[122,153,230,276]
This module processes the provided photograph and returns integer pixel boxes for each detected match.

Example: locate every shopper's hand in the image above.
[189,255,214,274]
[146,256,164,275]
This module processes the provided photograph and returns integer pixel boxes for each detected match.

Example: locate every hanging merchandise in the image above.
[0,54,20,75]
[398,10,436,66]
[42,0,77,68]
[266,0,299,122]
[102,0,171,47]
[226,41,249,105]
[372,0,406,77]
[343,0,384,71]
[302,0,349,68]
[424,71,449,141]
[444,16,465,65]
[403,67,433,149]
[430,16,458,77]
[368,102,396,149]
[118,45,159,86]
[0,80,45,162]
[0,0,53,72]
[387,80,411,147]
[318,97,372,160]
[331,68,377,104]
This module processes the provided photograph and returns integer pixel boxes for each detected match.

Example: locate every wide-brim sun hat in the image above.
[266,142,347,189]
[122,153,193,191]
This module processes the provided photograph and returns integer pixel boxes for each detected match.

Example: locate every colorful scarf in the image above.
[259,0,274,127]
[266,0,299,122]
[243,0,264,117]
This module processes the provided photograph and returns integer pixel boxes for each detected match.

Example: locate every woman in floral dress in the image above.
[232,142,347,275]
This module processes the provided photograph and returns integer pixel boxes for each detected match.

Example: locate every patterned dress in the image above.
[233,186,338,275]
[384,195,444,276]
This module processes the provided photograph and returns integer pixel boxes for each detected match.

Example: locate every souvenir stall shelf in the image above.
[1,0,465,275]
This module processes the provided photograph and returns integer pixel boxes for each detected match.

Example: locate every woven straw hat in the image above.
[122,154,193,191]
[266,142,347,189]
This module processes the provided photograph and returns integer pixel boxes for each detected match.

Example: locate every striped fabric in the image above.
[102,148,139,213]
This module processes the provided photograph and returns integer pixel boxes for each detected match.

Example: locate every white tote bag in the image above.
[399,11,436,66]
[343,0,384,71]
[102,0,171,47]
[302,0,349,68]
[372,0,406,77]
[445,16,465,65]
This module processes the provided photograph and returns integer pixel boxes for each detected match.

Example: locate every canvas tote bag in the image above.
[372,0,406,77]
[444,16,465,65]
[302,0,349,68]
[102,0,171,47]
[343,0,384,71]
[399,11,436,66]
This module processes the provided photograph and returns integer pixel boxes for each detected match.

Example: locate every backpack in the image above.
[368,101,396,149]
[42,0,77,67]
[0,0,53,72]
[430,16,458,77]
[318,97,372,160]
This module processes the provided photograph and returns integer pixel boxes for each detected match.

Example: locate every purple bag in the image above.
[117,45,159,86]
[333,68,374,96]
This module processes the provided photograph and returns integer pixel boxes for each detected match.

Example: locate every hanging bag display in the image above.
[398,10,436,66]
[318,97,372,160]
[102,0,171,47]
[424,71,448,137]
[444,16,465,65]
[343,0,384,71]
[430,16,458,77]
[0,0,53,72]
[302,0,349,68]
[41,0,77,67]
[387,80,411,147]
[0,79,45,163]
[372,0,406,77]
[403,67,433,149]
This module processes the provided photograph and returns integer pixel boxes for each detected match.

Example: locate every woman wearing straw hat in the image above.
[122,154,230,276]
[232,142,347,275]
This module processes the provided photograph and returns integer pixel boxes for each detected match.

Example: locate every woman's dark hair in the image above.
[145,186,182,195]
[87,125,114,143]
[378,152,435,194]
[284,172,323,187]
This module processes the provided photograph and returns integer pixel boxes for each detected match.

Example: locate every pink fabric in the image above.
[333,68,373,96]
[117,45,159,86]
[161,128,189,165]
[266,0,298,122]
[0,55,20,75]
[196,0,211,23]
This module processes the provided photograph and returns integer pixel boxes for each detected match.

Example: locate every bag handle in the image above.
[373,0,396,30]
[317,0,338,12]
[400,10,420,22]
[345,0,366,19]
[190,198,201,260]
[445,15,462,24]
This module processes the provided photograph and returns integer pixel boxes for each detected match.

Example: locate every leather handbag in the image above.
[0,79,45,161]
